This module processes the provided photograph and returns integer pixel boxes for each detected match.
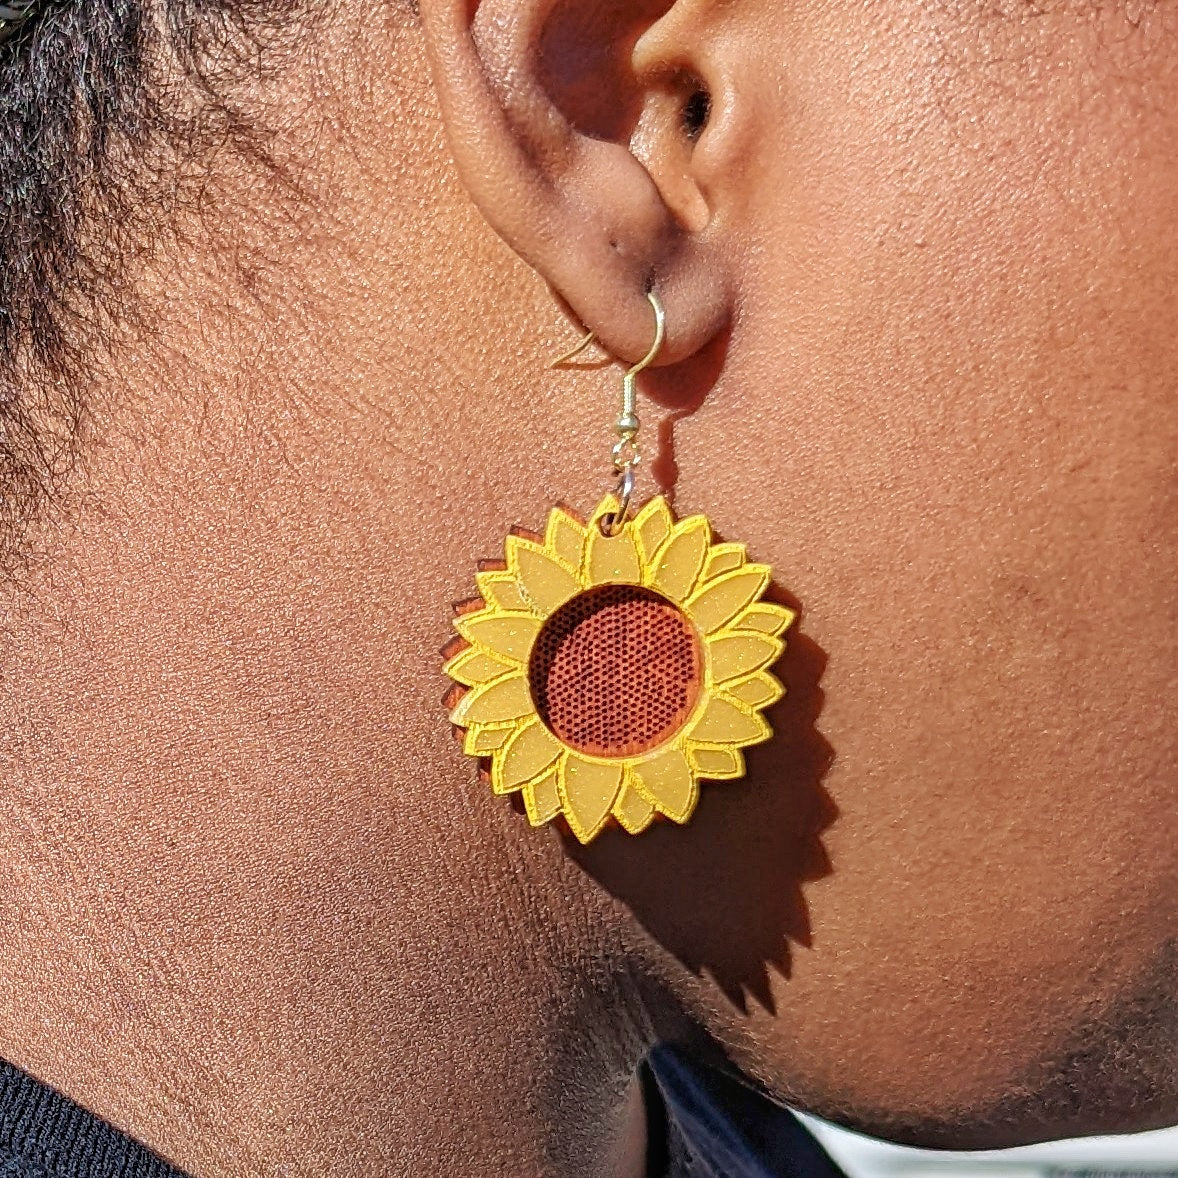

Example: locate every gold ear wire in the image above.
[546,292,665,535]
[622,291,665,390]
[548,328,597,368]
[604,290,665,533]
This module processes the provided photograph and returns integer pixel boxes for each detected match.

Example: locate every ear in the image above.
[418,0,733,364]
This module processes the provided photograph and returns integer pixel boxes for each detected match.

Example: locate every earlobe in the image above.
[418,0,732,364]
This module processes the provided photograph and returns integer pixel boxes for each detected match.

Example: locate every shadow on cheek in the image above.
[526,320,835,1015]
[561,587,836,1016]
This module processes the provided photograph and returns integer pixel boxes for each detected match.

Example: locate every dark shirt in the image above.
[0,1059,182,1177]
[0,1049,847,1177]
[642,1046,848,1178]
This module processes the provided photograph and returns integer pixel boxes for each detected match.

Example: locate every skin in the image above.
[0,0,1175,1174]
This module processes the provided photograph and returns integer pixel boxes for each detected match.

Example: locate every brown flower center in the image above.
[529,585,702,758]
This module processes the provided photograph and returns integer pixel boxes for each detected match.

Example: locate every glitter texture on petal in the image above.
[560,755,623,843]
[493,718,563,795]
[633,747,697,824]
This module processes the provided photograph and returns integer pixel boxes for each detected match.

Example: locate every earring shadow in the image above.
[642,326,732,500]
[564,582,836,1017]
[556,326,835,1014]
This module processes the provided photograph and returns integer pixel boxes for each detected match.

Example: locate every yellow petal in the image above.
[508,537,580,616]
[523,769,561,826]
[688,695,772,747]
[492,718,562,795]
[685,566,771,635]
[702,542,745,580]
[449,673,533,727]
[546,507,587,571]
[464,725,514,756]
[633,497,672,565]
[613,779,656,834]
[707,632,783,684]
[444,646,516,687]
[727,671,785,710]
[559,755,623,843]
[584,518,642,585]
[453,611,542,663]
[735,602,796,638]
[650,516,711,602]
[476,572,530,613]
[688,744,746,780]
[633,747,698,825]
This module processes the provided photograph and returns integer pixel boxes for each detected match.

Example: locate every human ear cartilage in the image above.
[442,294,795,843]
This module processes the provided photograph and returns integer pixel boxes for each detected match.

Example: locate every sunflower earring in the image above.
[442,292,796,844]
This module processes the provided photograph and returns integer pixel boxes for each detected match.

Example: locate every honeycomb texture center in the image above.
[529,585,702,758]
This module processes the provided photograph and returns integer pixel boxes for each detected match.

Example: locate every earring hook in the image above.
[606,291,665,534]
[615,290,665,445]
[546,293,667,535]
[624,292,666,385]
[548,328,597,369]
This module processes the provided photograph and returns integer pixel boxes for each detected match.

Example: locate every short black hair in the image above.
[0,0,306,569]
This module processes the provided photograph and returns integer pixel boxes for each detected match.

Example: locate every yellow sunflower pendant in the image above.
[442,494,796,843]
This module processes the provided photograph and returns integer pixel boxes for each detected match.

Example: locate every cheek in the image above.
[679,4,1178,1118]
